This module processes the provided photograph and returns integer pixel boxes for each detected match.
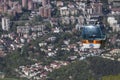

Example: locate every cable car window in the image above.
[82,25,105,40]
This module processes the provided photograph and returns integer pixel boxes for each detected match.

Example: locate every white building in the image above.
[2,17,10,31]
[60,7,69,16]
[32,0,41,3]
[107,17,120,32]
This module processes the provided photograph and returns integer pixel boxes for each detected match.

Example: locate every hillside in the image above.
[47,57,120,80]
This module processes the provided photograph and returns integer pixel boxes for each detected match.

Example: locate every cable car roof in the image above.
[81,25,106,40]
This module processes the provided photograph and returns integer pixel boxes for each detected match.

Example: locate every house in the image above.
[52,27,60,33]
[0,50,6,57]
[111,8,120,15]
[56,1,64,7]
[44,66,52,72]
[70,16,76,24]
[77,16,84,24]
[31,25,45,32]
[60,7,69,16]
[62,17,70,24]
[107,16,120,32]
[39,42,47,47]
[75,23,83,30]
[47,52,55,57]
[110,49,120,54]
[63,40,70,45]
[60,6,78,16]
[0,72,5,79]
[47,44,54,51]
[112,0,120,8]
[40,71,48,78]
[50,62,61,69]
[47,37,56,42]
[17,26,30,34]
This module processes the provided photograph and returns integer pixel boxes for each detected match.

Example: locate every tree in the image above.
[48,57,120,80]
[48,60,95,80]
[19,12,29,20]
[32,15,43,22]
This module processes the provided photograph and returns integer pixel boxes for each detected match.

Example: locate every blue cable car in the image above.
[81,25,106,48]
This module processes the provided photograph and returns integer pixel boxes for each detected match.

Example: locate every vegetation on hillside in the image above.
[102,74,120,80]
[47,57,120,80]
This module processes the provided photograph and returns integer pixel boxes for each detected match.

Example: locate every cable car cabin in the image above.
[81,25,106,49]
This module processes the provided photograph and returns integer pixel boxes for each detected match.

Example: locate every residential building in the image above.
[60,7,69,16]
[2,17,10,31]
[56,1,64,7]
[111,8,120,15]
[39,6,51,18]
[112,0,120,8]
[92,2,103,15]
[42,0,50,6]
[28,0,33,10]
[22,0,27,8]
[60,6,78,16]
[0,5,4,13]
[39,7,44,17]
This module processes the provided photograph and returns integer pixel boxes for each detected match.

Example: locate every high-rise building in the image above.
[42,0,50,6]
[28,0,33,10]
[22,0,27,8]
[44,7,48,17]
[0,5,4,13]
[39,6,51,18]
[4,0,7,2]
[17,4,22,13]
[2,17,10,31]
[39,7,44,17]
[0,0,2,3]
[47,7,51,17]
[33,3,37,9]
[93,3,103,15]
[3,4,8,13]
[8,0,13,7]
